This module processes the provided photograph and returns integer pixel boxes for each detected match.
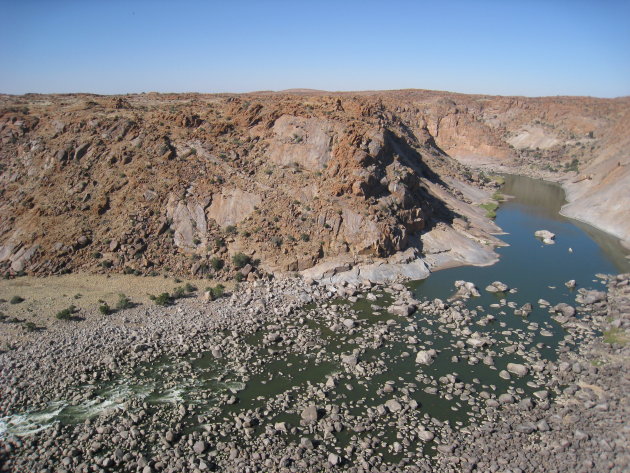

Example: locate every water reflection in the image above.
[501,174,629,273]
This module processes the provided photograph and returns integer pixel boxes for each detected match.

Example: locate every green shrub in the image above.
[172,286,186,299]
[225,225,237,235]
[210,284,225,299]
[101,260,113,268]
[210,257,224,271]
[491,192,504,201]
[116,293,132,310]
[232,252,251,269]
[23,322,37,332]
[235,272,245,282]
[56,305,76,320]
[480,202,499,219]
[300,233,310,242]
[564,158,579,173]
[154,293,172,306]
[99,304,111,315]
[92,251,102,259]
[10,296,24,304]
[184,283,196,293]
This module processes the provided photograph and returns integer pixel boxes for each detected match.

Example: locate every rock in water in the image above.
[507,362,529,377]
[301,405,319,424]
[415,349,436,365]
[535,229,556,244]
[485,281,509,293]
[385,399,402,412]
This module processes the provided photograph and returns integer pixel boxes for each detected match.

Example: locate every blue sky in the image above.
[1,0,629,97]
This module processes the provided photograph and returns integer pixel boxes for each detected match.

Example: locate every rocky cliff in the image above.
[0,90,627,281]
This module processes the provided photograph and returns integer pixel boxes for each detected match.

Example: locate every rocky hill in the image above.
[0,90,628,282]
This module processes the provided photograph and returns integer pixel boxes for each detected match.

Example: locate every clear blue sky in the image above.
[1,0,629,97]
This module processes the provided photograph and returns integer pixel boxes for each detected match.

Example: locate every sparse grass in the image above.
[491,192,504,201]
[480,202,499,219]
[602,327,629,346]
[489,174,505,185]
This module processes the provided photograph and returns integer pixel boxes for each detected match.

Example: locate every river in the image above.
[1,174,628,466]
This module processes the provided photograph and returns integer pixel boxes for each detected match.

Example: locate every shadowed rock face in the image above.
[0,90,627,279]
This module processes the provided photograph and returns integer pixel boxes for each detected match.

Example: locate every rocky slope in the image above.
[0,90,627,281]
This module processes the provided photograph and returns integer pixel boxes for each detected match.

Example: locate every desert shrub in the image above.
[235,272,245,282]
[153,293,172,306]
[270,236,283,248]
[10,296,24,304]
[225,225,237,235]
[564,158,579,173]
[56,305,76,320]
[23,322,37,332]
[101,260,113,268]
[232,252,251,269]
[300,233,310,242]
[172,286,186,299]
[210,257,224,271]
[210,284,225,299]
[99,304,111,315]
[184,283,196,293]
[116,293,132,310]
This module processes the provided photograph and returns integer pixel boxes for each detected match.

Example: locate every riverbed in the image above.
[0,174,628,472]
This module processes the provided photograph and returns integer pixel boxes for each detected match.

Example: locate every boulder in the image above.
[301,405,319,424]
[507,363,529,377]
[415,349,436,365]
[384,399,402,413]
[535,230,556,244]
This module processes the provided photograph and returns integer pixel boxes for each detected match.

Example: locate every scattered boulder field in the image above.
[0,273,628,472]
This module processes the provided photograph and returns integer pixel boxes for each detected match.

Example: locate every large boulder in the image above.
[507,363,529,377]
[415,349,437,365]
